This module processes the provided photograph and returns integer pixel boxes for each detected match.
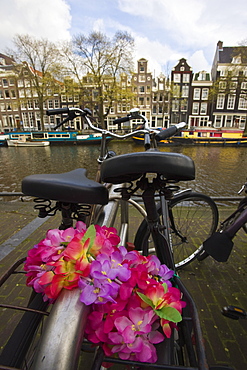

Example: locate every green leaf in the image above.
[154,307,182,323]
[137,292,154,308]
[82,225,96,250]
[162,283,168,293]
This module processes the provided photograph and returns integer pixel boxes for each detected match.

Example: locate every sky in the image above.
[1,0,247,76]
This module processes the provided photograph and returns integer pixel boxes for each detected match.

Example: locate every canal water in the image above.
[0,141,246,198]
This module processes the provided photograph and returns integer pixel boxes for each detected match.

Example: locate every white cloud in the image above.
[133,35,182,75]
[0,0,72,50]
[118,0,247,53]
[187,50,211,74]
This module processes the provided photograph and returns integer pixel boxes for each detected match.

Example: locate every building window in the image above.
[0,90,3,99]
[183,74,190,83]
[139,75,145,82]
[192,102,199,114]
[54,99,59,108]
[18,80,24,87]
[2,79,8,87]
[173,74,181,83]
[139,97,144,105]
[180,100,187,111]
[238,95,247,109]
[200,103,207,115]
[214,115,222,128]
[199,117,208,126]
[22,112,29,126]
[29,112,35,126]
[219,81,226,89]
[48,100,53,109]
[227,95,235,109]
[201,88,209,100]
[241,82,247,90]
[139,86,145,93]
[216,94,225,109]
[173,85,180,97]
[225,115,233,127]
[193,88,200,100]
[28,100,33,109]
[182,85,189,97]
[240,116,246,129]
[230,81,237,90]
[172,100,179,111]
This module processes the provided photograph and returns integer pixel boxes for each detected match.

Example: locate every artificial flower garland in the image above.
[24,222,185,364]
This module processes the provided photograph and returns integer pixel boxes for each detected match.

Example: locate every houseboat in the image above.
[1,131,111,146]
[132,128,247,146]
[170,128,247,146]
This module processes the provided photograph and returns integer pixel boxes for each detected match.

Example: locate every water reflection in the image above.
[0,142,246,197]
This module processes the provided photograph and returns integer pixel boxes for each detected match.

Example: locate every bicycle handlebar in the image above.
[46,107,186,141]
[155,122,186,141]
[46,108,70,116]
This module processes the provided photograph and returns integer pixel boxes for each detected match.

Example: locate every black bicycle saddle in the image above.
[22,168,108,205]
[100,151,195,184]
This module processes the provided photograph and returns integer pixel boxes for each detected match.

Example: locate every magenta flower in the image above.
[25,222,185,364]
[114,307,155,342]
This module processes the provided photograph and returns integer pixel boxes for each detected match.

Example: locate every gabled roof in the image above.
[218,46,247,64]
[0,53,15,66]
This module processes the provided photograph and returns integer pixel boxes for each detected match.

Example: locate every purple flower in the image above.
[159,264,174,287]
[91,253,131,282]
[79,277,119,305]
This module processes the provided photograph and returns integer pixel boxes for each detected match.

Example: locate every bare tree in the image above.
[64,31,135,128]
[7,34,64,130]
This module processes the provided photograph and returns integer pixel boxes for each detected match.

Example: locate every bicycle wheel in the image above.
[134,192,219,269]
[0,290,49,369]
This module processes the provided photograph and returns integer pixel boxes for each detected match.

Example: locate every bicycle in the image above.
[198,182,247,263]
[0,107,227,370]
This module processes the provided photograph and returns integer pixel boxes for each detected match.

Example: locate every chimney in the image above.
[217,41,223,50]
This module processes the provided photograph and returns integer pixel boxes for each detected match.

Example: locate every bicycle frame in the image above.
[220,197,247,238]
[1,107,216,369]
[203,194,247,262]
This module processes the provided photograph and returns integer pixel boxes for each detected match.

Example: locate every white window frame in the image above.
[227,95,236,109]
[200,103,207,115]
[225,115,233,127]
[172,100,179,111]
[193,88,200,100]
[173,73,181,83]
[238,95,247,109]
[183,74,190,83]
[214,115,223,128]
[182,85,189,97]
[241,82,247,89]
[201,88,209,100]
[216,94,225,109]
[192,102,199,114]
